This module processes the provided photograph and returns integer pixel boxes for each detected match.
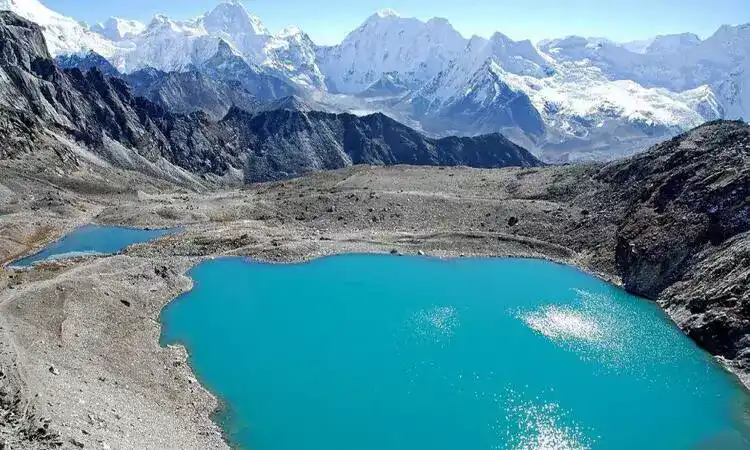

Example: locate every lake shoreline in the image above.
[161,254,750,449]
[1,155,748,448]
[6,229,745,449]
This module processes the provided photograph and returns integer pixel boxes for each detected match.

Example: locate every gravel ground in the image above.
[0,142,745,448]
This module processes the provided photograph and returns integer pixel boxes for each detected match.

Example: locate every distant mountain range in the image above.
[1,0,748,161]
[0,11,541,184]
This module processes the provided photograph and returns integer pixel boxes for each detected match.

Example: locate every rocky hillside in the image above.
[0,11,542,182]
[595,120,750,379]
[197,40,296,100]
[124,68,263,120]
[54,50,120,77]
[220,108,541,180]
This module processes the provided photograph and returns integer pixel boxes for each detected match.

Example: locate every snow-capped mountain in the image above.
[317,10,467,94]
[0,0,114,56]
[96,1,327,88]
[408,32,554,113]
[540,26,750,116]
[494,63,721,160]
[198,39,294,100]
[202,0,267,36]
[643,33,700,54]
[403,40,721,160]
[402,33,553,138]
[1,0,748,160]
[90,17,145,41]
[112,14,219,73]
[409,58,546,138]
[264,26,325,88]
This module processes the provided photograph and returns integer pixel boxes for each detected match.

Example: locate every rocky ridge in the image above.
[1,0,735,160]
[0,11,543,184]
[599,121,750,376]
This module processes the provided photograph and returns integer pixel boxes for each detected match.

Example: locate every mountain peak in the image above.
[489,31,513,44]
[55,50,120,77]
[0,0,115,56]
[645,32,701,54]
[148,14,170,28]
[203,1,267,35]
[374,8,400,18]
[261,95,313,112]
[215,38,241,57]
[276,26,304,39]
[426,17,451,27]
[91,17,145,40]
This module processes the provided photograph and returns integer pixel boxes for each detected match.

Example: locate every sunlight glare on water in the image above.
[160,255,750,450]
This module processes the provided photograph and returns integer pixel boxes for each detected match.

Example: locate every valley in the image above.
[1,118,749,448]
[0,1,748,448]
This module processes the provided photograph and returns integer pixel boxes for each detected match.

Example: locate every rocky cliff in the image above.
[124,68,263,120]
[596,120,750,379]
[218,108,541,181]
[55,50,120,77]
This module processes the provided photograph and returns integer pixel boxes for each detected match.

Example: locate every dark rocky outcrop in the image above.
[55,51,120,78]
[124,69,263,120]
[219,108,541,181]
[599,121,750,298]
[255,95,313,113]
[0,11,543,183]
[595,120,750,378]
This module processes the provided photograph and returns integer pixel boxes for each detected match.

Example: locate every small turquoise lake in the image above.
[11,224,178,267]
[160,255,750,450]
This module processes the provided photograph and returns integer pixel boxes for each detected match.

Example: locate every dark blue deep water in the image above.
[160,255,750,450]
[12,224,177,267]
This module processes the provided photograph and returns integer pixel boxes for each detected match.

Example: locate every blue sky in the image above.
[44,0,750,45]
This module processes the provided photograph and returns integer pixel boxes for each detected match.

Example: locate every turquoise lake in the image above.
[160,255,750,450]
[11,224,178,267]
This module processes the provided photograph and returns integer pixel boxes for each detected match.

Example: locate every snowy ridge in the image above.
[2,0,748,159]
[539,26,750,119]
[0,0,115,56]
[317,12,467,93]
[94,1,327,87]
[90,17,145,41]
[504,63,716,131]
[112,15,216,72]
[264,26,325,88]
